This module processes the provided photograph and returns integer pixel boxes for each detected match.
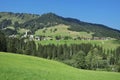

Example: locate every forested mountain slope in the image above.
[0,12,120,39]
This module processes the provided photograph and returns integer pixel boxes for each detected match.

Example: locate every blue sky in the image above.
[0,0,120,30]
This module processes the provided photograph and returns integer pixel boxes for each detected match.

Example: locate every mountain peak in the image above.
[41,12,58,17]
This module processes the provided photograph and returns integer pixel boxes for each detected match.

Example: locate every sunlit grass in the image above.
[0,52,120,80]
[35,24,93,38]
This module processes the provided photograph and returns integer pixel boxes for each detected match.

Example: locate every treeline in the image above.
[37,43,120,72]
[0,31,120,72]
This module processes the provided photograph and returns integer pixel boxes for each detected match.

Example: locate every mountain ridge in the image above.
[0,12,120,39]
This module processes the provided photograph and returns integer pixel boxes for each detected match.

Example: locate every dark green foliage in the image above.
[0,15,2,18]
[0,31,7,51]
[55,36,62,40]
[6,38,25,54]
[115,46,120,64]
[3,28,17,35]
[85,48,100,69]
[53,28,57,32]
[14,21,19,28]
[64,36,72,40]
[7,38,17,53]
[116,60,120,72]
[73,51,86,69]
[24,41,36,55]
[37,44,43,57]
[0,19,12,29]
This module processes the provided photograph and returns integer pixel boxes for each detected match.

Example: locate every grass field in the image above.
[18,28,30,34]
[36,40,120,50]
[0,52,120,80]
[35,24,93,38]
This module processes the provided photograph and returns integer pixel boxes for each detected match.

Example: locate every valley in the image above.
[0,12,120,80]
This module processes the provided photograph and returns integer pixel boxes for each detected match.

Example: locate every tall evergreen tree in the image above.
[0,31,7,51]
[73,50,86,69]
[24,41,36,55]
[85,48,99,69]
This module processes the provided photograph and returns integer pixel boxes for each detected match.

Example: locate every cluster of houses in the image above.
[21,31,40,41]
[9,31,113,41]
[9,31,40,41]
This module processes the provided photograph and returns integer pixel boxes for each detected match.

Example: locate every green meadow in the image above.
[35,24,93,38]
[0,52,120,80]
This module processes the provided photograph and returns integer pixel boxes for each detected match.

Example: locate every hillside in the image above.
[35,24,93,39]
[0,12,39,23]
[0,52,120,80]
[0,12,120,39]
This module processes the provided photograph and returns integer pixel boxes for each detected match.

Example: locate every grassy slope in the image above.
[18,28,30,34]
[35,24,93,38]
[0,52,120,80]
